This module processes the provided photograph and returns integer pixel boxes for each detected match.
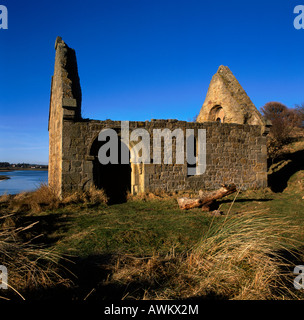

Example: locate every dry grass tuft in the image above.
[62,186,108,205]
[0,213,72,300]
[0,184,108,214]
[0,193,12,203]
[0,184,60,213]
[182,212,299,300]
[107,211,303,300]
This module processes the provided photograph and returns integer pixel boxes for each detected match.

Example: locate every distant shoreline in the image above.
[0,175,10,181]
[0,168,48,172]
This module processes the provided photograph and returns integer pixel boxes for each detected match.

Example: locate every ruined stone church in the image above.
[48,37,269,201]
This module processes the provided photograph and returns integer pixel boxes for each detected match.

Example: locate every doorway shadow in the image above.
[90,133,131,204]
[268,149,304,193]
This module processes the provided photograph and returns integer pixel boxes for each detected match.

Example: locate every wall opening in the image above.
[209,105,225,123]
[90,134,131,204]
[187,135,197,177]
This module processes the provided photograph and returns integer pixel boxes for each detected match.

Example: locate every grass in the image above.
[110,211,303,300]
[0,211,72,300]
[11,197,212,259]
[35,187,304,259]
[1,142,304,299]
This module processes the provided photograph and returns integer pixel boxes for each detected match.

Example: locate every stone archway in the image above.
[209,105,225,123]
[90,134,131,204]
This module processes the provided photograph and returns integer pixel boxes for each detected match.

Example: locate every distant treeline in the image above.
[0,162,10,167]
[0,162,48,168]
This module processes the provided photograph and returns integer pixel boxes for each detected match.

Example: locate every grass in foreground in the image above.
[110,211,303,300]
[0,176,304,300]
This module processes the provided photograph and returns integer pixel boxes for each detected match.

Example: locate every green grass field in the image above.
[26,183,304,259]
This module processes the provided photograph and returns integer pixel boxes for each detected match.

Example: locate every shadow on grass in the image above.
[268,149,304,193]
[19,253,159,300]
[210,198,273,211]
[218,198,273,204]
[273,246,304,299]
[14,211,71,247]
[19,245,304,300]
[22,253,231,301]
[22,254,119,300]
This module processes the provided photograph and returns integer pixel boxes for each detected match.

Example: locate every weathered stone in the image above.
[197,66,266,129]
[48,38,269,198]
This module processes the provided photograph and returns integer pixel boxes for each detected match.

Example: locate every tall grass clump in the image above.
[1,183,60,213]
[109,211,302,300]
[183,211,300,299]
[0,213,71,300]
[61,186,108,205]
[0,184,108,213]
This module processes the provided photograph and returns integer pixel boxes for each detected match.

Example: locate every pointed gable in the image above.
[197,66,265,127]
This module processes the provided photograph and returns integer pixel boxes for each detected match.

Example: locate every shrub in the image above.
[295,103,304,127]
[261,102,301,160]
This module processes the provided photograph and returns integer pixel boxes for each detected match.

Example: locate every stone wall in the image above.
[197,66,266,128]
[144,121,267,192]
[59,119,267,196]
[48,37,82,196]
[48,41,64,195]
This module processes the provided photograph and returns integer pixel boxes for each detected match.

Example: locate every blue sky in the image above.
[0,0,303,164]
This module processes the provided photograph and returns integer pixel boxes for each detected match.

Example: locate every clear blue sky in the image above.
[0,0,303,164]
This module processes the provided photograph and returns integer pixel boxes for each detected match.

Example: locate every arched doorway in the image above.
[90,134,131,204]
[209,105,225,123]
